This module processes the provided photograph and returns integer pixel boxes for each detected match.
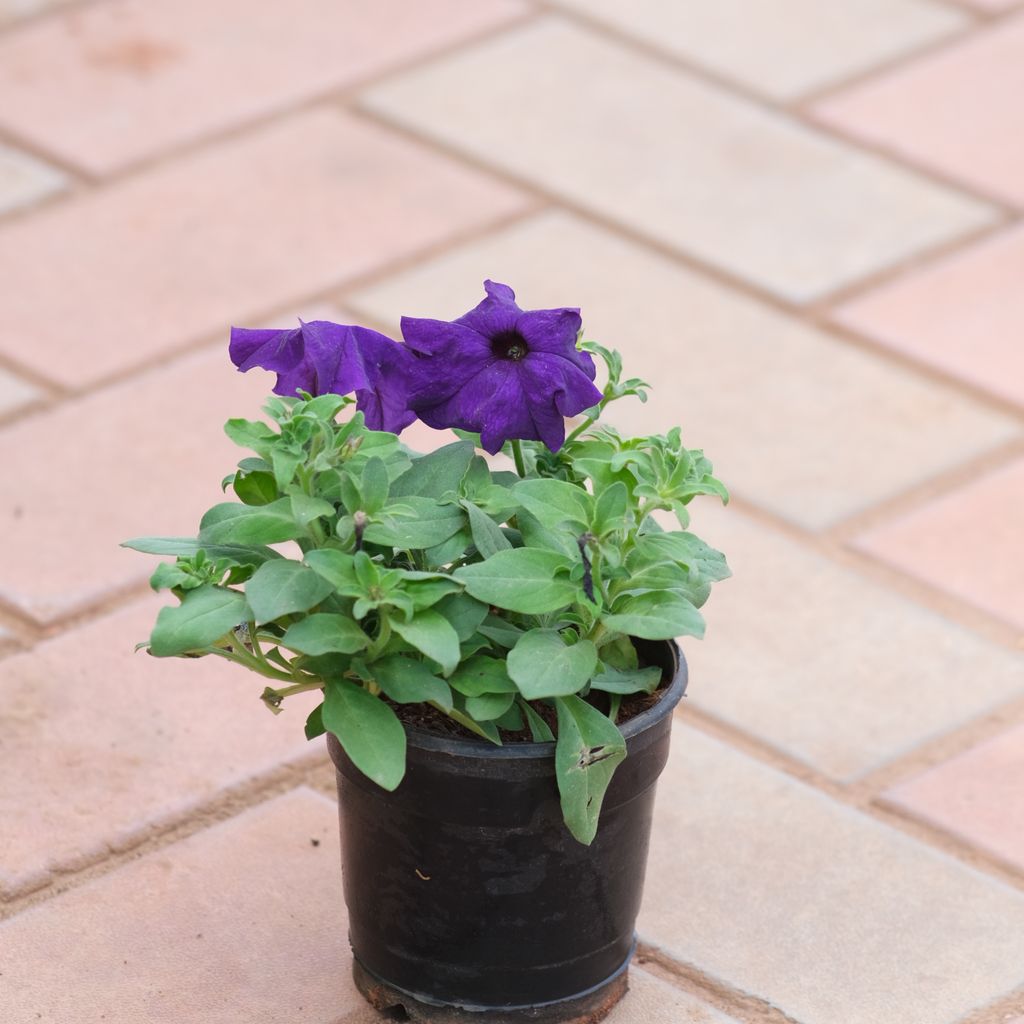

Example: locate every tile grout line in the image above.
[345,104,1021,420]
[0,751,335,921]
[0,6,544,191]
[674,702,1024,894]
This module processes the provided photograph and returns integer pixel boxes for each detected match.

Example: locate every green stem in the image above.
[563,415,598,447]
[269,679,326,700]
[511,439,527,478]
[206,645,297,683]
[368,613,392,660]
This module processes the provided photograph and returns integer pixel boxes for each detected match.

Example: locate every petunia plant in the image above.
[124,282,729,844]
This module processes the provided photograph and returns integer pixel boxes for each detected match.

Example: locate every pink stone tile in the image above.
[813,13,1024,207]
[885,723,1024,871]
[960,0,1021,10]
[833,222,1024,407]
[853,458,1024,630]
[0,345,268,624]
[0,0,525,175]
[0,107,528,389]
[0,599,323,897]
[0,790,368,1023]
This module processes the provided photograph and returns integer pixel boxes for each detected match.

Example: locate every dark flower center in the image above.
[491,330,529,361]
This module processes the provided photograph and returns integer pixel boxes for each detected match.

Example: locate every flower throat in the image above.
[491,330,528,361]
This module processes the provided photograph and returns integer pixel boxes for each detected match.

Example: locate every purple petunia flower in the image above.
[229,320,416,434]
[401,281,603,454]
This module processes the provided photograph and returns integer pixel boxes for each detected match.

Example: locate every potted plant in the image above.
[125,281,729,1023]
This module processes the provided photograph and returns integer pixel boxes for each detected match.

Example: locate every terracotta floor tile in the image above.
[0,0,525,175]
[0,107,528,389]
[0,598,323,897]
[832,222,1024,408]
[350,211,1020,529]
[885,722,1024,871]
[551,0,967,100]
[0,780,731,1023]
[641,725,1024,1024]
[813,13,1024,207]
[0,790,368,1023]
[0,345,269,624]
[682,505,1023,779]
[854,458,1024,631]
[361,18,996,303]
[0,141,64,214]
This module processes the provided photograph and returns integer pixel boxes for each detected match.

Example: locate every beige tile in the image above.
[0,0,525,175]
[0,141,64,214]
[833,221,1024,408]
[0,0,70,28]
[0,107,528,389]
[552,0,967,100]
[682,505,1024,779]
[641,725,1024,1024]
[813,13,1024,207]
[361,18,996,303]
[854,458,1024,631]
[607,971,738,1024]
[0,599,323,897]
[0,366,39,416]
[349,211,1019,529]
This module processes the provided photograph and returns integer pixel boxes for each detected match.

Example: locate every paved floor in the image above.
[0,2,1022,1022]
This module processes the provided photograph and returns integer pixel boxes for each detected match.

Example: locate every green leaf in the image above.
[371,656,453,711]
[477,614,524,649]
[322,680,407,791]
[507,629,598,699]
[363,498,466,550]
[463,500,512,558]
[233,470,278,506]
[513,479,593,531]
[224,418,277,454]
[520,700,555,742]
[391,441,475,500]
[554,695,627,845]
[494,703,524,732]
[281,614,370,655]
[290,494,335,527]
[271,449,302,490]
[453,548,578,614]
[198,499,305,546]
[603,591,704,640]
[449,655,517,697]
[121,537,280,564]
[465,690,515,721]
[592,482,629,536]
[245,560,335,625]
[360,456,390,515]
[148,562,193,591]
[304,549,359,593]
[590,663,662,695]
[629,532,731,583]
[304,703,326,740]
[433,593,489,642]
[390,609,461,676]
[149,585,249,657]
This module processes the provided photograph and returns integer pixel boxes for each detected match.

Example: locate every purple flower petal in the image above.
[400,280,601,453]
[454,279,521,338]
[229,320,415,434]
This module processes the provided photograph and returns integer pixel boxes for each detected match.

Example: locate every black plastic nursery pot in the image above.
[326,639,687,1024]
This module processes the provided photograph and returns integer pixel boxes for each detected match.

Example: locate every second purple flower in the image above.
[401,281,603,454]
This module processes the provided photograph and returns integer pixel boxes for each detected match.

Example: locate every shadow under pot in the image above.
[326,638,687,1024]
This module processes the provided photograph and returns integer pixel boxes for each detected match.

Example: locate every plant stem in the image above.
[563,415,597,447]
[511,439,527,478]
[268,679,326,700]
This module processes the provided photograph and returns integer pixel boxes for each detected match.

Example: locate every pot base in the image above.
[352,954,631,1024]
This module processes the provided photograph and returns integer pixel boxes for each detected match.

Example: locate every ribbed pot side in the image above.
[327,639,687,1023]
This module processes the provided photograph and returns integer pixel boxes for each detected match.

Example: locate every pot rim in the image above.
[402,639,687,761]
